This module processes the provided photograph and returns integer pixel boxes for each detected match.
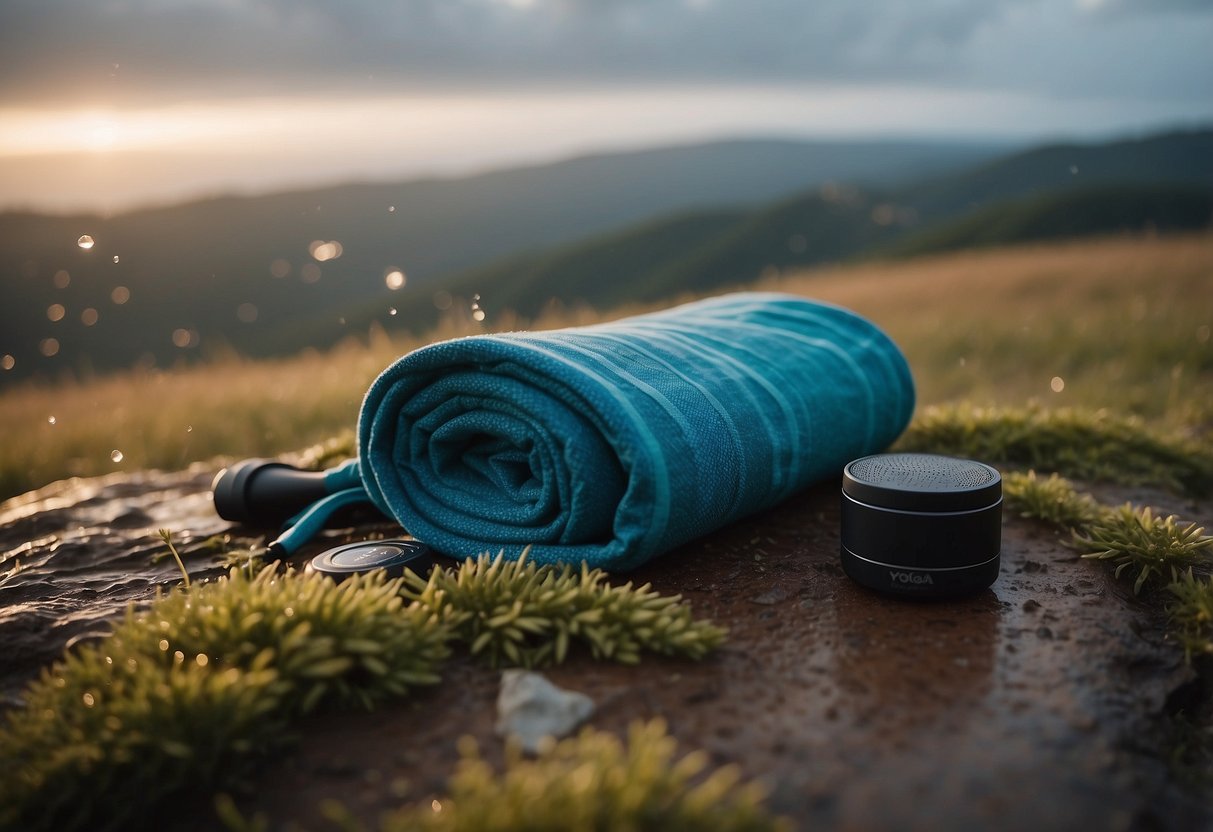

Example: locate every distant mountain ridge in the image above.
[2,128,1210,384]
[416,128,1213,324]
[0,137,1002,383]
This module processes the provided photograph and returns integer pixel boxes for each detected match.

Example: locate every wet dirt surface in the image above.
[2,469,1210,830]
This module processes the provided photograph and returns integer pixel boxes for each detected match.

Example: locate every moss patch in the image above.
[899,405,1213,496]
[370,720,787,832]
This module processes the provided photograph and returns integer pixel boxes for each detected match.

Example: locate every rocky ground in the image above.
[1,466,1210,831]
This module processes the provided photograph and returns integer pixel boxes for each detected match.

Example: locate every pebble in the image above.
[494,670,594,753]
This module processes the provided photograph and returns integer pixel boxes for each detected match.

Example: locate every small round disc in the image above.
[307,539,434,581]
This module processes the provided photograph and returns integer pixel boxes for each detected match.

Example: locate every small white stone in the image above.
[494,670,594,753]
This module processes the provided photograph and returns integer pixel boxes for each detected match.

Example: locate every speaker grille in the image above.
[843,453,1001,511]
[847,453,997,491]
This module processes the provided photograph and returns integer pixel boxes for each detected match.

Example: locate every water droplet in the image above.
[81,307,99,326]
[269,258,290,278]
[308,240,343,262]
[82,693,95,707]
[388,205,396,213]
[111,449,124,462]
[472,309,486,322]
[77,235,95,250]
[112,255,120,264]
[433,290,452,311]
[1,354,15,370]
[195,653,209,667]
[300,263,321,283]
[431,800,442,813]
[236,302,258,323]
[472,293,481,302]
[174,650,185,664]
[39,338,60,357]
[172,328,198,348]
[186,425,193,433]
[158,639,169,651]
[385,269,406,290]
[1050,376,1065,393]
[111,286,131,304]
[48,415,57,425]
[388,307,397,316]
[47,303,66,322]
[53,270,71,288]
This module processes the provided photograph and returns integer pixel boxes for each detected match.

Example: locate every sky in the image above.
[1,0,1210,213]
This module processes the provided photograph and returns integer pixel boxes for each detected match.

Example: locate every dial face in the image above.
[310,540,433,578]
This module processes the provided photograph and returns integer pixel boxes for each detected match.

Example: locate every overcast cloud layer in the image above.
[2,0,1211,107]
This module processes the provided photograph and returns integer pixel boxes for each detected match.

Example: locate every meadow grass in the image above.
[1,233,1210,830]
[1,233,1210,502]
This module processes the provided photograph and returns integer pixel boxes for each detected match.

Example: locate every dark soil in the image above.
[2,468,1210,831]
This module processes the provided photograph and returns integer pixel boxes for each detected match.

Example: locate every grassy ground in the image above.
[0,233,1209,502]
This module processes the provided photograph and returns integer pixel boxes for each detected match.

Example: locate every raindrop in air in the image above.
[389,307,397,316]
[1050,376,1065,393]
[112,256,120,264]
[53,270,71,288]
[77,235,95,250]
[186,425,193,433]
[1,355,14,371]
[48,416,57,425]
[385,269,406,290]
[111,450,124,463]
[47,303,66,322]
[472,309,486,322]
[388,205,396,213]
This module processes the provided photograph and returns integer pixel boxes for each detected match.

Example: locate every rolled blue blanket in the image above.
[347,292,914,571]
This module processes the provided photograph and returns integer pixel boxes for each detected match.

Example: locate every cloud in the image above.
[0,0,1210,106]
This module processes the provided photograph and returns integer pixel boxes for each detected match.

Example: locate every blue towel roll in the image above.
[350,292,914,571]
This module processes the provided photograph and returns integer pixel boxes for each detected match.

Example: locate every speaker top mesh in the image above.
[843,453,1001,512]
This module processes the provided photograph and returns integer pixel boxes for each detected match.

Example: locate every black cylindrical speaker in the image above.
[841,453,1002,599]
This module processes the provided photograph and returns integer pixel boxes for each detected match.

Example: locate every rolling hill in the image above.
[0,137,1001,383]
[2,127,1210,385]
[413,129,1213,325]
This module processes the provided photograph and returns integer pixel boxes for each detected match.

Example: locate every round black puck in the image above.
[307,539,435,581]
[840,453,1002,599]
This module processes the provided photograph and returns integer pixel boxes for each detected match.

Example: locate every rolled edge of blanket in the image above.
[356,292,915,571]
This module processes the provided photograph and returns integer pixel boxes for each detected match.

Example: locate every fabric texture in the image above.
[354,292,914,571]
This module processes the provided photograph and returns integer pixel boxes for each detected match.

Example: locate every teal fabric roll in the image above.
[356,292,914,570]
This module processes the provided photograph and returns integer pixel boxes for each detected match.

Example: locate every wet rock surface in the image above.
[1,469,1209,830]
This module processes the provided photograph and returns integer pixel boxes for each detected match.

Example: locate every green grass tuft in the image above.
[1075,505,1213,594]
[0,566,450,832]
[899,405,1213,495]
[0,553,727,831]
[1166,571,1213,661]
[1002,470,1105,529]
[403,550,727,668]
[374,719,789,832]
